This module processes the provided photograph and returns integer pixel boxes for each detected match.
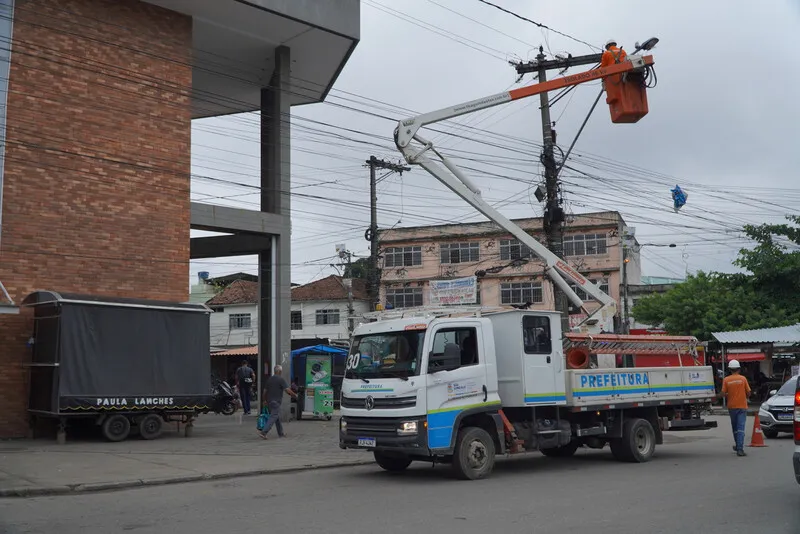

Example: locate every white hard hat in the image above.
[605,39,617,49]
[728,359,741,369]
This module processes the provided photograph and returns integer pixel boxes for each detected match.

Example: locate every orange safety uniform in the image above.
[722,373,751,410]
[600,46,627,68]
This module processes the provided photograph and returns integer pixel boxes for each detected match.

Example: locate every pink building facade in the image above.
[378,211,641,328]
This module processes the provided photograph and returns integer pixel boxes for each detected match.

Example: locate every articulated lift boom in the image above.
[394,54,655,332]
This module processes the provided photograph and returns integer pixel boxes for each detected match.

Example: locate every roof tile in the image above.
[205,275,368,306]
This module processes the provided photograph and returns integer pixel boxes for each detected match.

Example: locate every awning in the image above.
[727,352,765,362]
[212,346,258,357]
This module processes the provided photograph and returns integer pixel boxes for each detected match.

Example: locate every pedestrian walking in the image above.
[720,359,752,456]
[236,360,256,415]
[258,364,297,439]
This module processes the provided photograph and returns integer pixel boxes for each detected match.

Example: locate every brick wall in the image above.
[0,0,192,438]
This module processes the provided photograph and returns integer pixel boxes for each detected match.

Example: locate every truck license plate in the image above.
[357,437,376,448]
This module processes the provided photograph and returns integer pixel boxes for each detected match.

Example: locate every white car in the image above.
[759,376,797,439]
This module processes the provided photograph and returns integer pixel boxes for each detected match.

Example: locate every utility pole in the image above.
[365,157,410,311]
[518,47,606,333]
[622,245,630,334]
[336,244,355,337]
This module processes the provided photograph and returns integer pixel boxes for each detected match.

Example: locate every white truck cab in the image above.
[340,309,716,479]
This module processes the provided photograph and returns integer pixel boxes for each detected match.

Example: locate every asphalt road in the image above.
[1,420,798,534]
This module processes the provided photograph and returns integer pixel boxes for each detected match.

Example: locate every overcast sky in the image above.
[189,0,800,288]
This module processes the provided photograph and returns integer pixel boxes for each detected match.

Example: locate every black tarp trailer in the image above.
[22,291,214,443]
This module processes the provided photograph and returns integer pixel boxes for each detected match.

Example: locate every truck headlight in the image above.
[340,419,347,433]
[397,421,418,435]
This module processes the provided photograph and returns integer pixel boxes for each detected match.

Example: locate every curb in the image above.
[0,459,375,498]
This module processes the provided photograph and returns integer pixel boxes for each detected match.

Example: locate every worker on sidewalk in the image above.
[600,39,627,68]
[235,359,256,415]
[720,359,752,456]
[258,364,297,439]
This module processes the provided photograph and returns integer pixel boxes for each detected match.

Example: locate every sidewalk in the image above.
[0,412,372,498]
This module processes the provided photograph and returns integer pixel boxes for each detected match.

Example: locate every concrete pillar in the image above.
[259,45,292,420]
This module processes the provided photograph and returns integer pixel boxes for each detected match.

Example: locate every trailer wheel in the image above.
[139,414,163,440]
[540,441,580,458]
[102,415,131,442]
[610,418,655,463]
[452,426,495,480]
[374,452,412,472]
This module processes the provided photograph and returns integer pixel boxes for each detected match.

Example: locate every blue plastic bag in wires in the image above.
[671,185,687,211]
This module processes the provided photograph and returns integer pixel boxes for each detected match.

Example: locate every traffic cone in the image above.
[747,416,767,448]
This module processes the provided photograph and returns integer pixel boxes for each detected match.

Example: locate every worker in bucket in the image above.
[600,39,627,68]
[720,359,752,457]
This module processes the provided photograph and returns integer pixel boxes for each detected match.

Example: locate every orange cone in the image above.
[747,416,767,448]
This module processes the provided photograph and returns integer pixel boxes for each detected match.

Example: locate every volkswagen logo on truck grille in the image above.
[365,395,375,411]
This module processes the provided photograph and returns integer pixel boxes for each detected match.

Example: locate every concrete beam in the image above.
[190,202,288,236]
[190,234,272,259]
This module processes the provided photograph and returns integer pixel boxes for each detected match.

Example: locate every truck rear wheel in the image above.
[452,426,495,480]
[540,441,580,457]
[102,414,131,442]
[610,418,655,463]
[374,452,412,472]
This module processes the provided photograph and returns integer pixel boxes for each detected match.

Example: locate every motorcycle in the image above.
[211,379,237,416]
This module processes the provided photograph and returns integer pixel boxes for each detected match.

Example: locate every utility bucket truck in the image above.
[339,48,717,480]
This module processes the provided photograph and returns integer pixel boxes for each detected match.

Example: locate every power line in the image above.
[474,0,601,51]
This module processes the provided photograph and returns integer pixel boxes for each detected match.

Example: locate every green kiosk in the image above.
[291,345,346,421]
[305,354,334,420]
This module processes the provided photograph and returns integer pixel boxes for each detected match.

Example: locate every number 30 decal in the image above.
[346,353,360,370]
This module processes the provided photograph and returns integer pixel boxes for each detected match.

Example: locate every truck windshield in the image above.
[346,331,425,380]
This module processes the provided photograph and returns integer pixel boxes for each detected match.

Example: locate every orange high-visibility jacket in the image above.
[600,46,627,68]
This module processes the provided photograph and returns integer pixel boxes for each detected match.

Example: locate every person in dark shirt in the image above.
[235,360,255,415]
[258,364,297,439]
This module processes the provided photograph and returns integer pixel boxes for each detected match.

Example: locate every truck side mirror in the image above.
[428,344,461,373]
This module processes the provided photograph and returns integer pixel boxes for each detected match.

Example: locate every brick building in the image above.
[377,211,641,329]
[0,0,359,437]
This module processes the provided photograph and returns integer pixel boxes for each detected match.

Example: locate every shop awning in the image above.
[727,352,765,362]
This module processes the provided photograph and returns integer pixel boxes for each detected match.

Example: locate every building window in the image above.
[229,313,252,330]
[386,287,423,309]
[499,239,533,261]
[315,309,340,326]
[384,246,422,267]
[500,282,543,305]
[568,278,609,301]
[440,242,479,264]
[563,233,607,256]
[290,311,303,330]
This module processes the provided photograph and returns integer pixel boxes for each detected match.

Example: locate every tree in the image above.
[632,215,800,340]
[343,257,372,280]
[631,272,794,341]
[734,215,800,307]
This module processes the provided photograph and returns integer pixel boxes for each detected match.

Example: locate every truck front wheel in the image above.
[610,418,655,463]
[374,452,412,472]
[452,426,495,480]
